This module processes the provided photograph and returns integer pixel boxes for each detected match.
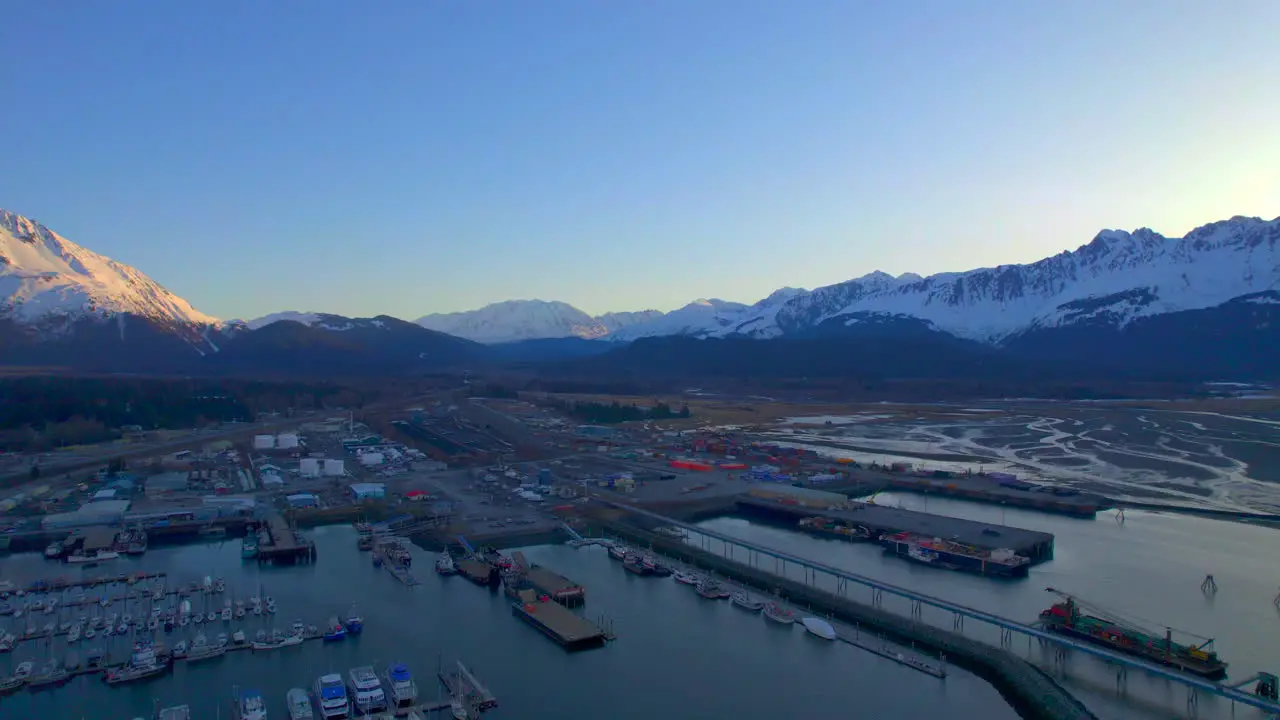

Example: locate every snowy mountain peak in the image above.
[0,209,218,328]
[243,311,323,330]
[416,299,610,343]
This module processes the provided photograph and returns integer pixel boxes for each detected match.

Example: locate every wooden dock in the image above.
[256,513,316,564]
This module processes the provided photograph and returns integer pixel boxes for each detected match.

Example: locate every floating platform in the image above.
[457,558,499,587]
[256,514,316,565]
[524,565,585,607]
[736,497,1055,563]
[510,590,606,651]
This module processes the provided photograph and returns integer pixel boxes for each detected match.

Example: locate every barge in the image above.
[881,531,1029,578]
[509,590,606,651]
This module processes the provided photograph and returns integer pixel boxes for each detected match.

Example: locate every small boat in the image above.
[207,611,217,622]
[435,552,457,575]
[695,580,730,599]
[0,675,23,694]
[287,687,315,720]
[802,617,837,640]
[672,570,700,585]
[343,605,363,634]
[238,689,268,720]
[641,554,672,576]
[232,630,247,645]
[67,623,81,643]
[242,536,259,560]
[83,627,97,640]
[323,617,346,642]
[172,640,189,658]
[26,659,70,690]
[104,641,169,684]
[158,706,192,720]
[622,554,650,575]
[607,544,629,561]
[763,602,796,624]
[221,608,233,621]
[450,696,469,720]
[13,661,34,680]
[730,591,765,612]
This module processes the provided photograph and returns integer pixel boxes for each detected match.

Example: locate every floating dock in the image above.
[510,589,606,651]
[457,558,499,587]
[511,552,585,607]
[736,497,1056,563]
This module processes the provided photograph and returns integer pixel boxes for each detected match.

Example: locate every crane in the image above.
[1044,587,1218,652]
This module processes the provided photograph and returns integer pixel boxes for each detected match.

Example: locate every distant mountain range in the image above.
[2,207,1277,381]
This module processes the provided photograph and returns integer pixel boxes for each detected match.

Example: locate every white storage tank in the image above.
[359,452,385,466]
[299,458,321,477]
[277,433,300,449]
[254,435,275,450]
[323,459,345,476]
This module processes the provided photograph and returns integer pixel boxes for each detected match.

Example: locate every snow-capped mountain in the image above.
[595,309,664,334]
[415,300,665,343]
[605,290,810,341]
[773,215,1280,342]
[0,209,218,329]
[242,311,322,330]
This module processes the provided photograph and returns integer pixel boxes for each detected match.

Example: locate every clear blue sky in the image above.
[3,1,1277,321]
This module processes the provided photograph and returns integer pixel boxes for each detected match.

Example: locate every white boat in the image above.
[450,696,468,719]
[607,544,629,561]
[237,689,268,720]
[763,602,796,625]
[348,665,387,713]
[383,663,418,709]
[287,687,315,720]
[730,591,765,612]
[221,608,233,621]
[314,673,353,719]
[801,617,837,640]
[435,552,457,575]
[67,550,118,564]
[13,660,33,680]
[672,570,700,585]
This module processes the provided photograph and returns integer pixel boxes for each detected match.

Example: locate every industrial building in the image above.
[300,458,321,478]
[254,434,276,450]
[359,451,385,466]
[145,472,190,496]
[747,484,848,509]
[41,500,132,530]
[277,433,300,449]
[349,483,386,501]
[323,459,345,476]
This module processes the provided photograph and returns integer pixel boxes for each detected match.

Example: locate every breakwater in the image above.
[590,516,1096,720]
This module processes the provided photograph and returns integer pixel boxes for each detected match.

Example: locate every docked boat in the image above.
[622,554,650,575]
[641,554,672,577]
[44,542,63,559]
[1039,590,1228,679]
[881,531,1030,578]
[252,628,302,651]
[172,640,189,658]
[730,591,765,612]
[323,617,346,641]
[672,570,700,585]
[450,696,469,720]
[287,687,315,720]
[383,663,418,709]
[343,605,363,634]
[347,665,388,713]
[104,641,169,684]
[26,659,70,690]
[763,602,796,624]
[0,674,23,694]
[314,673,352,719]
[13,661,33,681]
[237,689,268,720]
[435,552,457,575]
[802,617,837,640]
[242,536,259,560]
[607,544,629,561]
[66,550,120,564]
[158,706,191,720]
[695,580,730,600]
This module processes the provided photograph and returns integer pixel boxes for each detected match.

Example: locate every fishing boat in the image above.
[435,552,457,575]
[172,640,189,658]
[0,674,23,695]
[802,617,837,640]
[763,602,796,625]
[347,665,388,713]
[314,673,352,719]
[383,663,418,709]
[730,591,765,612]
[622,553,650,576]
[672,569,700,585]
[12,660,33,681]
[695,580,730,599]
[607,544,629,561]
[343,604,363,634]
[641,554,672,576]
[287,687,315,720]
[157,706,191,720]
[237,688,268,720]
[104,641,169,684]
[26,659,70,690]
[242,535,259,559]
[252,628,301,651]
[323,617,346,642]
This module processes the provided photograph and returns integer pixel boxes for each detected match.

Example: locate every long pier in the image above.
[594,499,1280,718]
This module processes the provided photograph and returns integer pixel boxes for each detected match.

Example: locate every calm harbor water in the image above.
[0,525,1017,719]
[689,493,1280,720]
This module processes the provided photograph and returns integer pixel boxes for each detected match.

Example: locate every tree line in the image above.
[543,398,691,424]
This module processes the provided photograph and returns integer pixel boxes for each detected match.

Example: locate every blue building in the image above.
[348,483,386,501]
